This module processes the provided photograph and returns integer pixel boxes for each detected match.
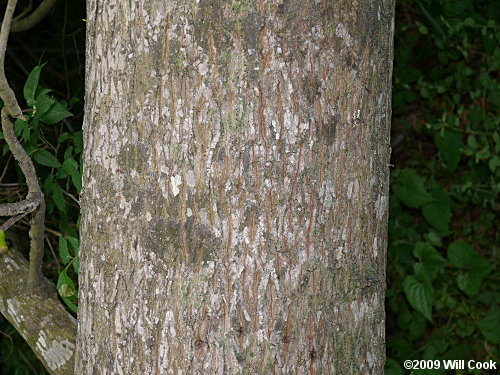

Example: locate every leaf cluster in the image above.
[386,0,499,373]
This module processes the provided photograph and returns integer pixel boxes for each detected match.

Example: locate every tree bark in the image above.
[77,0,395,374]
[0,246,76,375]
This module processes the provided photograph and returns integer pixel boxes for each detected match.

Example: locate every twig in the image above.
[0,211,29,231]
[0,154,12,183]
[45,233,60,269]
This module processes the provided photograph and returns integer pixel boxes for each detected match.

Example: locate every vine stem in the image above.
[0,0,46,293]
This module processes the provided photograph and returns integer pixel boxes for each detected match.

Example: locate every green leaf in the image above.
[33,94,56,120]
[33,149,61,168]
[422,186,451,233]
[72,257,79,273]
[0,230,7,254]
[489,155,500,172]
[43,174,55,194]
[51,183,66,212]
[67,236,79,256]
[62,297,78,313]
[418,24,428,35]
[393,169,433,208]
[422,200,450,233]
[435,130,462,171]
[448,242,493,296]
[14,118,29,139]
[403,275,434,322]
[413,242,446,280]
[23,65,44,106]
[57,270,77,298]
[59,237,71,265]
[478,308,500,344]
[34,86,51,99]
[73,131,83,153]
[456,270,491,296]
[447,241,492,271]
[62,158,82,192]
[39,100,73,124]
[58,132,69,143]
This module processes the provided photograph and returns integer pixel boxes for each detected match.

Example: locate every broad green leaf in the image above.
[34,86,51,99]
[422,187,451,233]
[408,311,427,340]
[72,257,79,273]
[33,149,61,168]
[56,167,69,179]
[51,183,66,212]
[435,130,462,171]
[73,131,83,153]
[413,242,446,280]
[456,270,491,296]
[422,201,450,233]
[67,236,79,256]
[23,65,44,106]
[33,94,55,120]
[62,158,82,192]
[489,155,500,172]
[447,241,492,271]
[425,231,442,247]
[59,284,76,298]
[39,100,73,124]
[448,242,493,296]
[57,270,77,298]
[478,308,500,344]
[403,275,434,322]
[56,270,66,290]
[14,118,29,138]
[59,237,71,264]
[393,169,433,208]
[58,132,69,143]
[43,175,55,195]
[58,154,75,178]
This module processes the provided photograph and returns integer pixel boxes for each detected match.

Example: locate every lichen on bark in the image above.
[77,0,395,374]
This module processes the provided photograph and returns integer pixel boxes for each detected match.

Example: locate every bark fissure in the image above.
[78,0,394,373]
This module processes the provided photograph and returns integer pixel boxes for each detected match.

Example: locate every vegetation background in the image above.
[0,0,498,373]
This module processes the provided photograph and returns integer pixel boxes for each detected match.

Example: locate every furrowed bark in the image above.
[77,0,395,373]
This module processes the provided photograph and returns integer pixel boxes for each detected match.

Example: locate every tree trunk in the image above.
[77,0,394,374]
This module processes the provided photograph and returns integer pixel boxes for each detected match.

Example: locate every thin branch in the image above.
[0,211,29,231]
[0,0,22,117]
[0,153,12,182]
[11,0,58,33]
[0,110,42,216]
[45,233,60,269]
[0,0,46,294]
